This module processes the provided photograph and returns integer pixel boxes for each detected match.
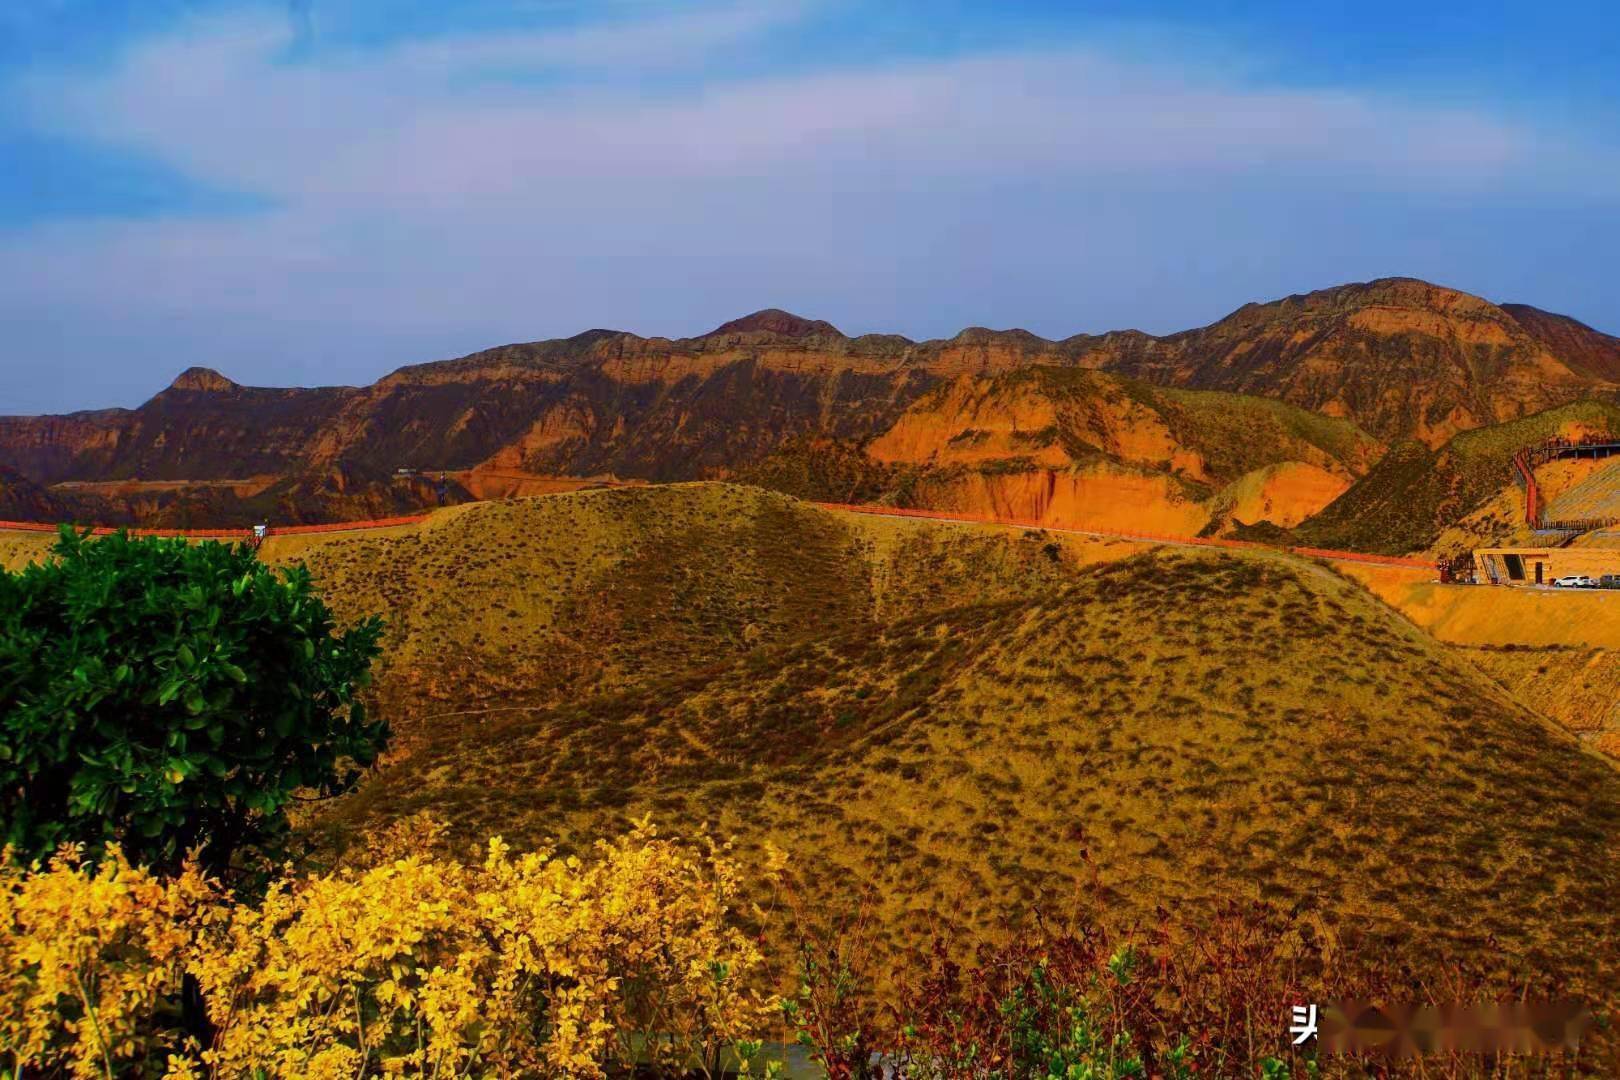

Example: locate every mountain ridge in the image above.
[11,276,1615,421]
[3,277,1617,535]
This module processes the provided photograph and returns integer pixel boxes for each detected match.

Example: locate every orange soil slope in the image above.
[1341,563,1620,649]
[1215,461,1351,529]
[899,464,1211,536]
[888,460,1356,539]
[869,369,1372,537]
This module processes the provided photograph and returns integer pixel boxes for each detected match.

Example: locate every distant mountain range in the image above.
[3,276,1617,536]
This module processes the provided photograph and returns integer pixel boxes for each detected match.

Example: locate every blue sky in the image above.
[2,1,1618,413]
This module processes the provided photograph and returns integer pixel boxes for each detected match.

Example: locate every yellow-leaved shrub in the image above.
[2,818,785,1079]
[0,845,215,1079]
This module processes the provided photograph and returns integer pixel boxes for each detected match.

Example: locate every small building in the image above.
[1473,547,1620,586]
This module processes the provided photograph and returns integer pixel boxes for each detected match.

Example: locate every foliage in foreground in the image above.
[786,900,1280,1080]
[1,818,782,1079]
[6,818,1614,1079]
[784,894,1616,1080]
[0,528,385,876]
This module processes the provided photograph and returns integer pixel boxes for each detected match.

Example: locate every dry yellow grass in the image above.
[260,484,1133,746]
[1336,567,1620,763]
[0,530,54,571]
[1424,485,1536,555]
[13,485,1620,1007]
[1460,646,1620,736]
[262,485,1620,1007]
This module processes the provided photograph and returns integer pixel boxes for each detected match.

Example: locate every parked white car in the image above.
[1552,575,1594,588]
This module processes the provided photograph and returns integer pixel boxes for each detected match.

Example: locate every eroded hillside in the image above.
[1094,279,1620,446]
[4,278,1617,531]
[865,368,1381,536]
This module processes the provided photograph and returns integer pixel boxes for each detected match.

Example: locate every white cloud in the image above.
[11,3,1575,210]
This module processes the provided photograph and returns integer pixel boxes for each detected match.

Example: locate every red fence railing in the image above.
[265,515,430,536]
[1512,449,1541,528]
[0,515,428,541]
[0,520,248,539]
[5,501,1433,571]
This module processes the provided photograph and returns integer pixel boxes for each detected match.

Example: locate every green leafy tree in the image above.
[0,527,386,876]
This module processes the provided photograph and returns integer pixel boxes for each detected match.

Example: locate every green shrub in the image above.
[0,528,385,877]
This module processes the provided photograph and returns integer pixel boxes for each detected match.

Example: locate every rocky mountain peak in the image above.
[167,367,240,393]
[705,309,844,339]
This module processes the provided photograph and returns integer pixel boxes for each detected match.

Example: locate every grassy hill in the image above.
[1545,457,1620,524]
[275,484,1620,1005]
[263,485,1129,743]
[1460,645,1620,759]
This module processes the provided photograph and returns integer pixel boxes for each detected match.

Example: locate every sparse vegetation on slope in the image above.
[291,488,1620,1010]
[732,436,907,503]
[875,367,1380,486]
[10,483,1620,1075]
[1544,455,1620,524]
[0,530,54,571]
[265,486,871,739]
[1460,645,1620,759]
[1146,380,1385,478]
[266,485,1110,743]
[1100,277,1619,445]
